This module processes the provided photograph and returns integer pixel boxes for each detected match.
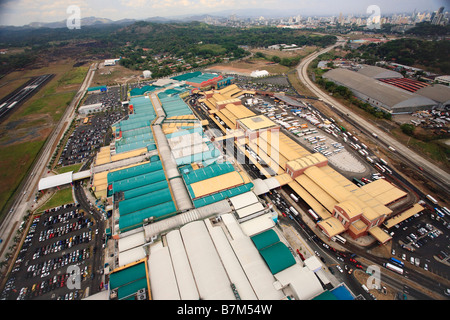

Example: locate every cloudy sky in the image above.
[0,0,447,26]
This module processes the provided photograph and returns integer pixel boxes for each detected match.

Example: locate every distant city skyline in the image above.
[0,0,448,26]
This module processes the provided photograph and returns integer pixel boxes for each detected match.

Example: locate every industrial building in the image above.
[84,75,347,301]
[200,82,410,244]
[323,68,438,114]
[43,72,413,300]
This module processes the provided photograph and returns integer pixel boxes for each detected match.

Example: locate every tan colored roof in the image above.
[383,203,424,229]
[288,181,332,220]
[317,217,346,237]
[368,226,392,244]
[238,115,278,131]
[336,200,362,219]
[189,171,249,198]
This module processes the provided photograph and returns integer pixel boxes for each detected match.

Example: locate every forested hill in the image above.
[114,21,337,50]
[0,21,337,76]
[354,38,450,74]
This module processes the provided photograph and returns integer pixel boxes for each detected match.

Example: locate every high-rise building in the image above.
[432,6,445,25]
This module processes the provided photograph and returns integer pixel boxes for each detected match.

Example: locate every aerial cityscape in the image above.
[0,0,449,308]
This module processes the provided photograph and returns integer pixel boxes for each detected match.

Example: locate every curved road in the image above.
[296,42,450,197]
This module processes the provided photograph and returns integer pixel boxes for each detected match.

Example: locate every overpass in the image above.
[38,170,91,191]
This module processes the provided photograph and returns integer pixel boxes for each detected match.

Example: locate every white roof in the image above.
[166,230,200,300]
[274,264,324,300]
[221,214,285,300]
[229,191,259,210]
[251,179,271,195]
[205,219,258,300]
[179,221,235,300]
[38,171,73,191]
[250,70,269,78]
[304,256,323,273]
[239,213,275,237]
[118,231,146,253]
[72,170,91,181]
[236,202,265,219]
[148,243,180,300]
[118,246,146,267]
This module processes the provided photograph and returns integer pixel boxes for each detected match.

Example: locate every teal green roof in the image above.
[107,161,163,184]
[312,291,338,300]
[119,201,177,232]
[251,229,296,275]
[192,183,253,208]
[130,85,157,97]
[123,180,168,200]
[171,71,202,81]
[259,242,296,274]
[119,188,173,216]
[251,229,280,250]
[158,94,193,118]
[109,261,148,300]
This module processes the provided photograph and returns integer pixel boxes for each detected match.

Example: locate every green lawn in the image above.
[37,187,74,212]
[0,140,46,216]
[58,66,89,86]
[55,163,83,174]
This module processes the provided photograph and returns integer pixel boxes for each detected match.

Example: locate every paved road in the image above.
[0,63,97,265]
[296,42,450,197]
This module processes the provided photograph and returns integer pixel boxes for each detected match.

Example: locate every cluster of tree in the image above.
[354,38,450,74]
[0,51,37,75]
[0,21,336,77]
[406,22,450,37]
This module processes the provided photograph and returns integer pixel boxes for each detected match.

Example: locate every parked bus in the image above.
[442,207,450,216]
[426,195,438,205]
[308,209,320,221]
[333,234,347,244]
[290,193,299,202]
[390,257,404,268]
[384,262,403,275]
[379,158,388,166]
[435,208,445,218]
[290,206,299,216]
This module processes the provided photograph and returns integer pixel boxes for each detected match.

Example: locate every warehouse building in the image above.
[415,84,450,109]
[357,65,403,79]
[202,82,409,244]
[146,215,325,300]
[323,68,437,114]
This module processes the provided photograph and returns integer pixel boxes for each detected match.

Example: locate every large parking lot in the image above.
[245,95,373,177]
[391,208,450,279]
[58,111,125,167]
[1,204,101,300]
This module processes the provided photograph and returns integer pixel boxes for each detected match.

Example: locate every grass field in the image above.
[55,163,83,174]
[0,140,46,212]
[0,59,88,217]
[37,187,74,213]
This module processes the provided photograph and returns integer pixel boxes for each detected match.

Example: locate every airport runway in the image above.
[0,74,54,122]
[0,64,96,266]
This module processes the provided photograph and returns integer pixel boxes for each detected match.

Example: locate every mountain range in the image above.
[1,8,307,29]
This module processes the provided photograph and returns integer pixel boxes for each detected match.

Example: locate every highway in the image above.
[296,41,450,198]
[0,63,97,264]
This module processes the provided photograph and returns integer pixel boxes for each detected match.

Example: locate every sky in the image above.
[0,0,448,26]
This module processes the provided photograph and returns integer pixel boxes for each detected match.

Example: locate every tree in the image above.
[400,123,415,136]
